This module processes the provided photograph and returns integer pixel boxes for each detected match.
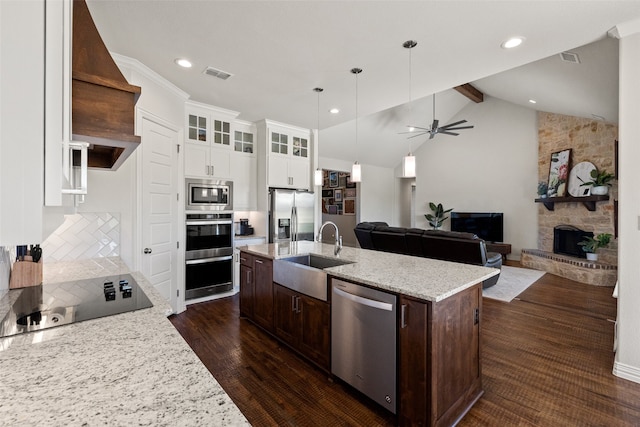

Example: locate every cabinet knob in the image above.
[144,248,152,254]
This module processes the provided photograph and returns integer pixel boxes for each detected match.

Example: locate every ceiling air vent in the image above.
[559,51,580,64]
[203,66,233,80]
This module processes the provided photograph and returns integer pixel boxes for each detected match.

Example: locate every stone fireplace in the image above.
[521,112,617,287]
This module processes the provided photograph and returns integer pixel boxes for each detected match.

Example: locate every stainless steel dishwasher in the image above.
[331,278,397,414]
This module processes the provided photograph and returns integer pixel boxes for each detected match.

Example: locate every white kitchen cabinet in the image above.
[263,122,312,190]
[184,101,237,179]
[0,0,46,245]
[230,154,257,211]
[233,237,266,291]
[184,144,231,179]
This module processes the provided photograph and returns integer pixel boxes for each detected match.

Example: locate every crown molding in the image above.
[111,52,189,101]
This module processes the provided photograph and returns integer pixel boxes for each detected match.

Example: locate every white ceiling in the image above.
[87,1,640,169]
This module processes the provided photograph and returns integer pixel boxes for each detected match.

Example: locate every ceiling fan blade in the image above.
[401,125,431,132]
[439,120,468,129]
[439,131,460,136]
[407,131,429,139]
[443,125,474,131]
[429,132,436,140]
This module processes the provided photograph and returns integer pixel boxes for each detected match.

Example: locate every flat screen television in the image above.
[450,212,504,243]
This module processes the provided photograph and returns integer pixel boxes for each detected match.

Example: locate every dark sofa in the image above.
[354,222,501,288]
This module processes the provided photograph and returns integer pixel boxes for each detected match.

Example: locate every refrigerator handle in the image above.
[291,206,297,241]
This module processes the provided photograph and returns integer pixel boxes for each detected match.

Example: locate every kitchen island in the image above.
[241,241,499,302]
[239,241,499,427]
[0,257,248,426]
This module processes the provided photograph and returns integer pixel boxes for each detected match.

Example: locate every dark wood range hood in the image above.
[72,0,141,170]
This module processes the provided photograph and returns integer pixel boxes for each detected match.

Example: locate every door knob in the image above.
[144,248,152,254]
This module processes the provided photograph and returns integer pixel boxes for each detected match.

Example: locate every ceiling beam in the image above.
[454,83,484,103]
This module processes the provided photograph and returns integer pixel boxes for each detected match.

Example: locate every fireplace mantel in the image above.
[534,195,609,212]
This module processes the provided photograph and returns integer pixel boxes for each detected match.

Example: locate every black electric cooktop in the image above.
[0,273,153,339]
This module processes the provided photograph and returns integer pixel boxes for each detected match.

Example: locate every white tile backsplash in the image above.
[41,213,120,262]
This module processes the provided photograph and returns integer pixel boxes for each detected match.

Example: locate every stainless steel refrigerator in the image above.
[268,188,315,243]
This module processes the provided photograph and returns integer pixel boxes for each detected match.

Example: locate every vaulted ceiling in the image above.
[87,1,640,169]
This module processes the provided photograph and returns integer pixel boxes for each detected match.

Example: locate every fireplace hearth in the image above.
[554,225,593,258]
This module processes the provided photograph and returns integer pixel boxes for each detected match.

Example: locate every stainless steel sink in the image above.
[272,255,354,301]
[282,254,354,269]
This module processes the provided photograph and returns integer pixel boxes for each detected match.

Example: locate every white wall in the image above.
[614,29,640,384]
[319,157,396,226]
[413,96,538,259]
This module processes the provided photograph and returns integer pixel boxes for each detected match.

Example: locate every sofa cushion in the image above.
[370,226,409,254]
[354,222,388,249]
[405,228,425,257]
[421,235,486,265]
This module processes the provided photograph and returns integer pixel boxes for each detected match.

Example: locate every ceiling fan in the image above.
[402,94,474,140]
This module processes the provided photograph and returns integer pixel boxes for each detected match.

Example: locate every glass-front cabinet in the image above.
[263,121,311,190]
[188,113,207,142]
[292,136,308,158]
[235,129,254,154]
[184,102,239,179]
[230,120,258,210]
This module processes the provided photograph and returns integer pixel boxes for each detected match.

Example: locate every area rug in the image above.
[482,266,546,302]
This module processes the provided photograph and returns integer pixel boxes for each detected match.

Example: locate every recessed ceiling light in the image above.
[329,108,340,114]
[175,58,192,68]
[501,37,525,49]
[528,99,537,104]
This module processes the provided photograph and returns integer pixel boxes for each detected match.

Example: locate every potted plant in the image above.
[537,181,548,199]
[425,202,453,229]
[579,168,615,196]
[578,233,613,261]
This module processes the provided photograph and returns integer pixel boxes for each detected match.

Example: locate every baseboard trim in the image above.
[613,361,640,384]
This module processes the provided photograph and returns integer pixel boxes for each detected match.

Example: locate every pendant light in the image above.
[351,68,363,183]
[401,40,417,178]
[313,88,324,186]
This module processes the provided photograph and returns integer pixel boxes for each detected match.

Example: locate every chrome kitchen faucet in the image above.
[317,221,342,256]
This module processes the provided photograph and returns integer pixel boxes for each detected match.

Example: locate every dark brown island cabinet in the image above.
[273,283,330,370]
[399,285,483,427]
[239,250,483,426]
[239,253,274,333]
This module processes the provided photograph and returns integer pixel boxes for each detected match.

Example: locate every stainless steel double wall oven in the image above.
[185,179,234,300]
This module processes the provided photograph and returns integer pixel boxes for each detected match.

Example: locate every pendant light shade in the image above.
[314,87,324,186]
[351,162,362,183]
[314,168,323,186]
[402,153,416,178]
[401,40,418,179]
[351,68,362,183]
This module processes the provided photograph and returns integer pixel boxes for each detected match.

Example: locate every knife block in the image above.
[9,256,43,289]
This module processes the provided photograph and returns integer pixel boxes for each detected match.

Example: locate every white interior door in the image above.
[140,116,179,312]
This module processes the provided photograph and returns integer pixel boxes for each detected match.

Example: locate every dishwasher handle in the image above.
[333,287,393,311]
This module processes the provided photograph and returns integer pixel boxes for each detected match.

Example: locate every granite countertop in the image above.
[0,257,248,426]
[242,241,499,302]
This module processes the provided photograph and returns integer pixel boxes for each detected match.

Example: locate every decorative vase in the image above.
[591,186,609,196]
[586,253,598,261]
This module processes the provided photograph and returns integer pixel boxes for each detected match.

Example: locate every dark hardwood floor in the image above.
[169,266,640,426]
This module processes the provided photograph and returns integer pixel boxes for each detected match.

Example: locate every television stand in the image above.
[485,242,511,262]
